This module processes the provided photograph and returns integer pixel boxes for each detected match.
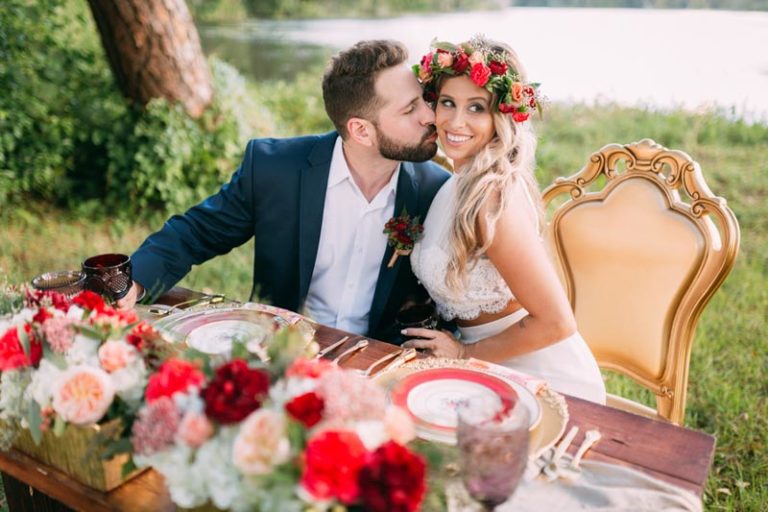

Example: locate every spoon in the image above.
[331,339,369,365]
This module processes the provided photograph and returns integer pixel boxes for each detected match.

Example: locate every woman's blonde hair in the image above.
[443,38,542,292]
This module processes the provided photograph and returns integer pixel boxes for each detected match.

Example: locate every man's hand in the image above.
[116,281,145,310]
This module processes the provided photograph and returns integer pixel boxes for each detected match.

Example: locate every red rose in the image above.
[145,358,205,403]
[489,60,507,76]
[202,359,270,424]
[0,326,42,371]
[359,441,427,512]
[529,97,537,108]
[423,90,437,103]
[33,307,53,324]
[498,103,516,114]
[420,52,433,74]
[452,52,469,73]
[72,290,106,312]
[524,86,535,96]
[395,222,407,231]
[302,430,369,504]
[125,321,157,351]
[285,391,325,428]
[512,112,530,123]
[469,63,491,88]
[26,290,69,311]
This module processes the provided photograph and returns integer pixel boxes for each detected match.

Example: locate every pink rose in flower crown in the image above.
[0,325,42,371]
[177,410,214,448]
[511,82,524,102]
[437,51,453,68]
[358,441,427,512]
[286,357,336,380]
[201,359,270,424]
[468,51,485,66]
[52,365,115,425]
[301,430,369,504]
[145,358,205,403]
[98,340,137,373]
[232,409,291,475]
[469,62,491,88]
[285,391,325,428]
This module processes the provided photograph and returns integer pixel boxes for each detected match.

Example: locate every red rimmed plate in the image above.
[390,367,540,443]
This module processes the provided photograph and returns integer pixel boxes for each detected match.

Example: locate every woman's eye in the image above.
[469,103,486,113]
[439,99,454,108]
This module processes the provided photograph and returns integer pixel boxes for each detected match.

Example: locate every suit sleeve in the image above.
[130,140,261,299]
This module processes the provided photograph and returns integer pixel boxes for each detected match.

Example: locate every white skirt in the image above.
[459,309,607,404]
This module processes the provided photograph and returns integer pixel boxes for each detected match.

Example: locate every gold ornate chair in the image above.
[542,139,740,424]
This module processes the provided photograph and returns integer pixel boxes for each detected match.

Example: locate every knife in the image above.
[315,336,350,359]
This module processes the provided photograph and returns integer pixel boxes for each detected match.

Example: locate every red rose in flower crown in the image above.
[383,207,424,268]
[301,429,369,504]
[358,440,427,512]
[413,36,543,123]
[202,359,270,424]
[145,358,205,403]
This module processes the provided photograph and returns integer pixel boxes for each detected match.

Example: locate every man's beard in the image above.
[376,125,438,163]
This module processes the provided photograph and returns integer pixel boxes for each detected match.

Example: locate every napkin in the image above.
[447,458,702,512]
[466,358,547,395]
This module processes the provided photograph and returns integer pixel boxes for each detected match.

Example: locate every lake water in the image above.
[200,8,768,122]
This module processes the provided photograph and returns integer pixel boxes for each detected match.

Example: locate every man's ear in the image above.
[346,117,376,147]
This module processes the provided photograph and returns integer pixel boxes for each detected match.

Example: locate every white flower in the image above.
[109,359,147,406]
[353,420,387,451]
[65,335,100,366]
[195,428,243,510]
[25,360,62,409]
[268,377,316,409]
[66,305,85,322]
[135,444,209,509]
[232,409,290,475]
[0,369,31,423]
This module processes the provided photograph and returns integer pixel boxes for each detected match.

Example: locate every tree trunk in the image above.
[87,0,213,118]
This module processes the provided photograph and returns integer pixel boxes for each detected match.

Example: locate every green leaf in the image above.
[432,41,458,53]
[52,415,66,437]
[17,326,31,360]
[121,457,138,479]
[26,400,43,445]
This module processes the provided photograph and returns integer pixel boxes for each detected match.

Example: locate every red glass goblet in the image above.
[82,253,133,302]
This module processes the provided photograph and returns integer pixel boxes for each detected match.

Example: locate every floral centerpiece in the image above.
[130,327,428,512]
[0,284,169,489]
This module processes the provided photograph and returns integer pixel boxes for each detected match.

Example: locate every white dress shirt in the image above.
[303,138,399,334]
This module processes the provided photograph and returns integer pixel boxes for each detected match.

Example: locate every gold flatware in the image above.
[360,349,402,378]
[146,294,227,316]
[315,336,350,359]
[331,339,369,365]
[374,347,417,376]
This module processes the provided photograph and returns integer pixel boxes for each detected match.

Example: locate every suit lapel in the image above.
[368,162,420,334]
[297,133,337,306]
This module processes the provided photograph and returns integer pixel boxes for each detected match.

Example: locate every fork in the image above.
[331,339,369,365]
[358,349,402,377]
[314,336,350,359]
[543,426,579,481]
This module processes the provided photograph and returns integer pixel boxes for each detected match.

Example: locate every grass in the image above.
[1,103,766,510]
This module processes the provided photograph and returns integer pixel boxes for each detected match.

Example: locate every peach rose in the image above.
[98,340,136,373]
[232,409,290,475]
[177,411,214,448]
[52,366,115,425]
[385,406,416,445]
[437,52,454,68]
[511,82,524,103]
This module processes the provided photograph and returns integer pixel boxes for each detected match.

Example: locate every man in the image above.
[118,40,449,343]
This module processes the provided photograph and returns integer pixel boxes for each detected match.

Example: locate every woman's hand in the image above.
[401,329,466,359]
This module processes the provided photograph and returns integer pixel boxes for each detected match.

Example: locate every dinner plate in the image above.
[376,359,568,457]
[152,303,315,355]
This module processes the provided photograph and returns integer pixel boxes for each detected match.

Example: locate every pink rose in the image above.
[232,409,290,475]
[511,82,524,102]
[384,406,416,445]
[52,366,115,425]
[98,340,136,373]
[469,63,491,88]
[468,51,485,66]
[177,411,214,448]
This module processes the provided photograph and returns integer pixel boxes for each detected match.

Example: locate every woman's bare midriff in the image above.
[456,299,524,327]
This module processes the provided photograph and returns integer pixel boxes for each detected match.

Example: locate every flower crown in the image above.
[413,38,542,123]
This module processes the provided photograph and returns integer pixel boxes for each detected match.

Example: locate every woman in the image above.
[404,36,606,403]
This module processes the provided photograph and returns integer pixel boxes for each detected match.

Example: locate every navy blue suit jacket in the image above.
[131,132,450,342]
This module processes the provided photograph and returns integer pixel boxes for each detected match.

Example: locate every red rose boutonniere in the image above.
[383,208,424,268]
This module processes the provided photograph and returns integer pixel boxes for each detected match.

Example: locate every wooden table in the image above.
[0,288,715,511]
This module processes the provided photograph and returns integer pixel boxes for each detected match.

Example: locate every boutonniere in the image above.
[383,208,424,268]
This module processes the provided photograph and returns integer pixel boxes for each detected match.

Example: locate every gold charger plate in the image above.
[153,303,315,355]
[375,358,569,458]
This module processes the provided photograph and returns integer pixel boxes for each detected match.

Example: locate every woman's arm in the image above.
[403,181,576,361]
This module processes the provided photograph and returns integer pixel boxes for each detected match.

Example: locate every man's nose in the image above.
[418,100,436,125]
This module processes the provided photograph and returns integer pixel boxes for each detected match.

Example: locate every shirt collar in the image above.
[328,137,400,203]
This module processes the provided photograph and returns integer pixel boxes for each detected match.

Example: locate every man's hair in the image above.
[322,40,408,138]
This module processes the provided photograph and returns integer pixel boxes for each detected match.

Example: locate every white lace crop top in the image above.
[411,177,515,321]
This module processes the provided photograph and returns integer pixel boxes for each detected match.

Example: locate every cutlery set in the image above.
[316,336,415,377]
[528,426,603,482]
